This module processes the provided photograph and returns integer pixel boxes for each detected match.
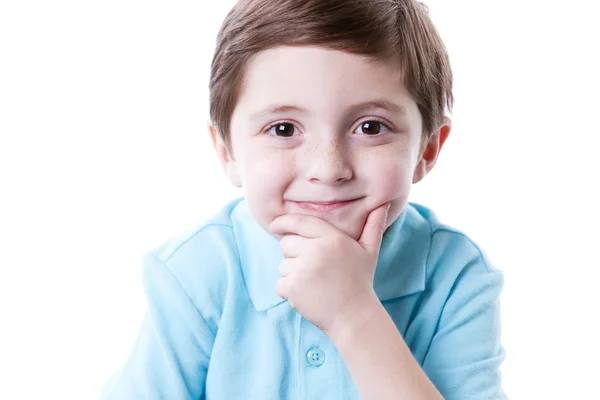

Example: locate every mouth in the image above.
[290,198,361,213]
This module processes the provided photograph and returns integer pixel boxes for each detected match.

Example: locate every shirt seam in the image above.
[421,227,493,361]
[430,227,493,273]
[422,213,435,283]
[226,216,256,313]
[151,252,219,338]
[163,222,234,264]
[295,313,303,400]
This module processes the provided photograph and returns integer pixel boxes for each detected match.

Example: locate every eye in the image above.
[265,122,298,137]
[355,119,391,136]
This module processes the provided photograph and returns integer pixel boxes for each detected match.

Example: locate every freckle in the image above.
[327,140,335,156]
[303,143,315,157]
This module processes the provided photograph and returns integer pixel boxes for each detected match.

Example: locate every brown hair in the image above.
[209,0,453,147]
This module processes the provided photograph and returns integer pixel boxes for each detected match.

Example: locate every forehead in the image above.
[234,45,419,120]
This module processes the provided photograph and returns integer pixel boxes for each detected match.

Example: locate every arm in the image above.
[101,253,215,400]
[421,257,506,399]
[330,291,443,400]
[330,256,506,400]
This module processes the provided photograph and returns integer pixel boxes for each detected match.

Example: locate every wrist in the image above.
[326,290,384,347]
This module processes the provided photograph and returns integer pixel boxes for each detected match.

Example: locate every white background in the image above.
[1,1,599,398]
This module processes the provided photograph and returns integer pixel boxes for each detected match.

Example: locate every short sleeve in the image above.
[100,252,216,400]
[422,254,507,399]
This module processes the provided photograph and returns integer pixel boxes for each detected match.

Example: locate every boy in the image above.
[102,0,506,398]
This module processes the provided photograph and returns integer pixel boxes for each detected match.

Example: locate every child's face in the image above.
[211,46,449,240]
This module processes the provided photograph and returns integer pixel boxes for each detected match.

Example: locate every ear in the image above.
[412,116,451,184]
[208,120,242,188]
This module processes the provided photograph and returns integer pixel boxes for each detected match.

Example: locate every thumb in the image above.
[358,202,391,256]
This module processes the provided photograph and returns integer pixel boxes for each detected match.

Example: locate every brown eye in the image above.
[359,121,383,135]
[269,122,296,137]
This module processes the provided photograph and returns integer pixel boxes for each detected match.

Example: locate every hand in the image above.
[269,203,390,337]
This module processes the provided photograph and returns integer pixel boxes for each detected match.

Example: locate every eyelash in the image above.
[263,118,394,137]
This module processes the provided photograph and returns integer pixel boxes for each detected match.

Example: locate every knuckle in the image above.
[278,259,291,276]
[279,238,288,253]
[275,278,287,298]
[280,236,295,254]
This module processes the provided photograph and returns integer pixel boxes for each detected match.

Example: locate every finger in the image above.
[278,258,297,277]
[358,202,391,255]
[275,276,291,301]
[270,213,340,238]
[279,234,308,258]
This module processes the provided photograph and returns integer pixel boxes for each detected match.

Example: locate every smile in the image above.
[291,199,360,213]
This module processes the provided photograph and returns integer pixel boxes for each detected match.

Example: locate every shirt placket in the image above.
[295,314,343,400]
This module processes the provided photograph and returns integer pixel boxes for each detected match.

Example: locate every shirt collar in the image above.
[231,200,430,312]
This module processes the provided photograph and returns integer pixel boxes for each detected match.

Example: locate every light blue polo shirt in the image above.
[101,198,506,399]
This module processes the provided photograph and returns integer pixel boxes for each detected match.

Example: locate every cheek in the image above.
[238,150,296,230]
[241,151,295,193]
[368,156,414,199]
[362,152,414,231]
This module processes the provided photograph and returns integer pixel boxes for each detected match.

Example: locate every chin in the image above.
[321,215,365,240]
[340,225,363,241]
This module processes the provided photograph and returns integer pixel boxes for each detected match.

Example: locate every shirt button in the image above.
[306,346,326,368]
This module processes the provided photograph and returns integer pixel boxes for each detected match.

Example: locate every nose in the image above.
[304,139,353,185]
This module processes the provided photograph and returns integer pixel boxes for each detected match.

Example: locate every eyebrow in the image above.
[250,99,407,121]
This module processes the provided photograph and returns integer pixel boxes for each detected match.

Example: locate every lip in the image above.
[291,198,359,213]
